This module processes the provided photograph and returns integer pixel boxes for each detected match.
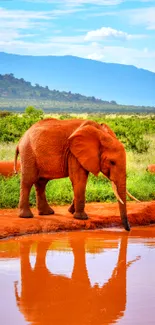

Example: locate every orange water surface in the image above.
[0,227,155,325]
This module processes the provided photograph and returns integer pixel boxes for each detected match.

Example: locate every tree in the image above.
[24,106,44,119]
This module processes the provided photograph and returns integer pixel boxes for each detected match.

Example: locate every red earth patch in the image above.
[0,201,155,239]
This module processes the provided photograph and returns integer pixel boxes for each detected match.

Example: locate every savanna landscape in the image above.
[1,0,155,323]
[0,106,155,237]
[1,106,155,325]
[0,107,155,208]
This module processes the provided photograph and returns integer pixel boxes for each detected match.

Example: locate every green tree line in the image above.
[0,107,155,153]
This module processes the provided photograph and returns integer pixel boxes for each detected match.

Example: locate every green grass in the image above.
[0,170,155,209]
[0,176,20,208]
[127,135,155,173]
[0,143,17,160]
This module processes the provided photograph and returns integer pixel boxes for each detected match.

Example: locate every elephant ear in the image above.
[68,125,101,176]
[101,123,117,138]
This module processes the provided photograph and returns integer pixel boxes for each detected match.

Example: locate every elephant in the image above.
[14,118,138,231]
[146,164,155,173]
[0,160,20,177]
[14,232,140,325]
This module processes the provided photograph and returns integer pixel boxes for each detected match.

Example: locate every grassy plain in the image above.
[0,112,155,208]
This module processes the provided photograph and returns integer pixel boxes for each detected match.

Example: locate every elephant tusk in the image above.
[126,190,140,202]
[111,181,124,205]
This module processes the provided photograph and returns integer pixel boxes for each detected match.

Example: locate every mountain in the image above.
[0,73,109,104]
[0,52,155,106]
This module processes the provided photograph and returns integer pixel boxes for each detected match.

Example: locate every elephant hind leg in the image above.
[19,149,39,218]
[35,178,54,215]
[19,179,34,218]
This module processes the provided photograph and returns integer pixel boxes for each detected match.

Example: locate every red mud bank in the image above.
[0,201,155,239]
[0,160,20,177]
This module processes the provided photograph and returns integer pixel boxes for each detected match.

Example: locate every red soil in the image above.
[0,160,155,239]
[0,160,20,177]
[0,201,155,239]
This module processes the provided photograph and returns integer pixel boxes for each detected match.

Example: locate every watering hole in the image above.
[0,227,155,325]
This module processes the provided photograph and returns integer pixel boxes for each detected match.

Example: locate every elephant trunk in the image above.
[112,181,130,231]
[119,201,130,231]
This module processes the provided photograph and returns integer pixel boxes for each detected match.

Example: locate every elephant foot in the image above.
[19,209,34,218]
[38,206,54,215]
[73,212,89,220]
[68,203,75,214]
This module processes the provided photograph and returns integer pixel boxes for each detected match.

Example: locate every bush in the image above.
[0,106,44,142]
[0,111,154,153]
[88,115,153,153]
[0,110,12,118]
[24,106,44,119]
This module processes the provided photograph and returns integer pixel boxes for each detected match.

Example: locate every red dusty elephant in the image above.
[0,160,20,177]
[14,232,139,325]
[146,164,155,174]
[14,119,137,230]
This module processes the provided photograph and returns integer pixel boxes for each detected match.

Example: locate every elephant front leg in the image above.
[68,199,75,214]
[69,160,88,220]
[73,184,88,220]
[35,178,54,215]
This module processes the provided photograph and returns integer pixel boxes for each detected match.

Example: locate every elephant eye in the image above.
[110,160,115,166]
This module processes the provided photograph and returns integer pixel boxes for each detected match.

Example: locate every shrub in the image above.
[0,106,44,142]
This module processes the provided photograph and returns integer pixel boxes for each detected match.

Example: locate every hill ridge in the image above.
[0,73,116,104]
[0,52,155,106]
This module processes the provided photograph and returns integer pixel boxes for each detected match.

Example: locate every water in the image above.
[0,227,155,325]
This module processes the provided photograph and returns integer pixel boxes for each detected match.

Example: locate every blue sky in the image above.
[0,0,155,72]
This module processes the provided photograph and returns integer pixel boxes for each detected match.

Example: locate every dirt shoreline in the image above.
[0,161,155,239]
[0,201,155,239]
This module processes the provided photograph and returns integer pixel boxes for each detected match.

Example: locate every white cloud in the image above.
[129,7,155,30]
[0,5,85,41]
[0,30,20,42]
[0,1,155,74]
[85,27,146,41]
[1,36,155,72]
[59,0,122,4]
[24,0,123,5]
[0,6,82,44]
[19,0,155,5]
[0,6,82,21]
[94,6,155,30]
[0,7,51,20]
[0,7,53,43]
[87,52,105,60]
[49,35,84,43]
[0,7,52,36]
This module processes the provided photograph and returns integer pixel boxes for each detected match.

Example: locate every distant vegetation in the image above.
[0,73,110,103]
[0,106,154,153]
[0,108,155,208]
[0,74,155,113]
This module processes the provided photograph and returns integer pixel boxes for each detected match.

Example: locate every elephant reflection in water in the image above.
[14,234,140,325]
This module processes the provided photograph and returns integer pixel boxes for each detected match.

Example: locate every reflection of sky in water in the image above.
[120,242,155,325]
[45,248,119,286]
[0,259,24,325]
[46,251,74,278]
[29,254,36,270]
[86,249,118,287]
[0,258,20,274]
[27,240,155,290]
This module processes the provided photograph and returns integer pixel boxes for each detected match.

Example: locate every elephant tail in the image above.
[14,145,19,174]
